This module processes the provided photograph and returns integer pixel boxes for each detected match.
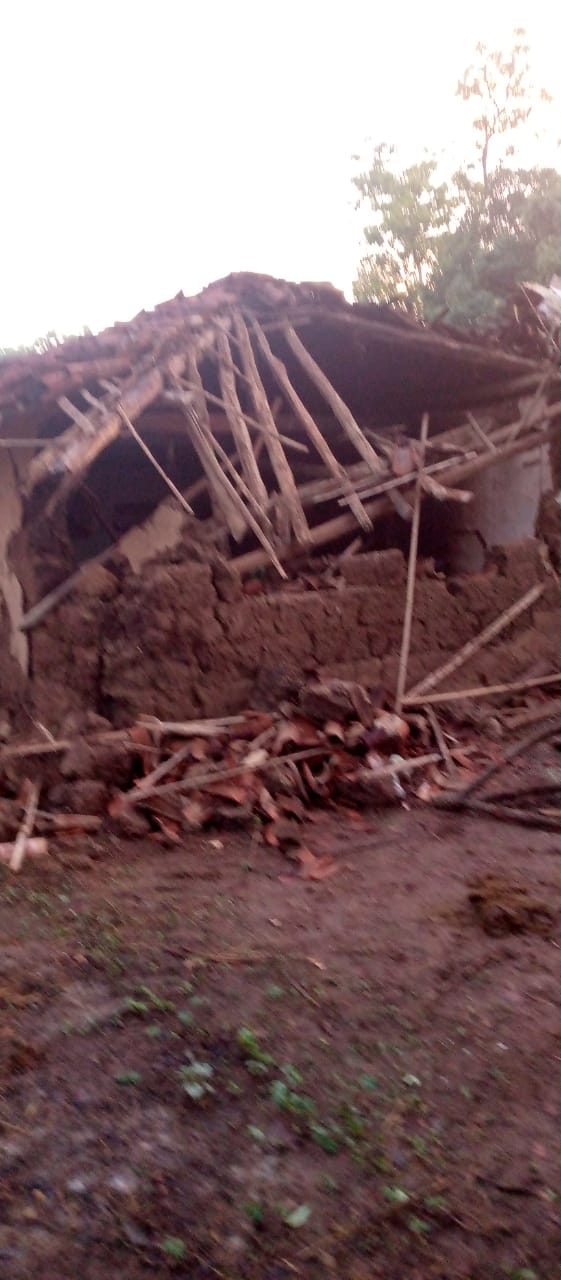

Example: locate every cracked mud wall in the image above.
[26,540,560,733]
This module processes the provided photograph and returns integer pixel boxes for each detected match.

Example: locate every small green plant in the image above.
[409,1215,431,1236]
[237,1027,273,1072]
[266,984,284,1000]
[247,1125,266,1144]
[340,1102,366,1140]
[162,1236,186,1260]
[270,1078,315,1117]
[180,1061,214,1101]
[320,1173,339,1193]
[141,986,176,1013]
[310,1122,340,1154]
[283,1203,312,1229]
[244,1201,265,1226]
[384,1186,410,1206]
[177,1010,195,1028]
[115,1070,142,1086]
[358,1073,378,1092]
[146,1024,162,1039]
[506,1270,538,1280]
[124,997,149,1016]
[402,1073,421,1088]
[424,1194,447,1211]
[281,1063,304,1087]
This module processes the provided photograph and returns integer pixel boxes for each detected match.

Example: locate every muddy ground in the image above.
[2,774,561,1280]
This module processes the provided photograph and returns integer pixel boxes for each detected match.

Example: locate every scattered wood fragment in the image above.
[138,715,248,737]
[10,781,40,871]
[437,713,561,808]
[447,799,561,833]
[425,706,454,776]
[0,838,48,865]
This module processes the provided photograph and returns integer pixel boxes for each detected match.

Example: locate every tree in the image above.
[457,28,551,189]
[353,29,560,333]
[352,146,453,314]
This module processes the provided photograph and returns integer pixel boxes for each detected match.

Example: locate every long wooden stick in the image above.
[183,351,246,540]
[451,798,561,832]
[117,406,194,516]
[467,411,497,452]
[233,312,309,545]
[252,321,373,532]
[168,382,308,453]
[123,745,332,806]
[403,671,561,707]
[405,582,545,700]
[396,412,430,713]
[445,713,561,804]
[10,781,40,872]
[215,328,269,506]
[191,412,286,578]
[283,324,383,473]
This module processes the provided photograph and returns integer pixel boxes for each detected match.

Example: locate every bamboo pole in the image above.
[283,323,383,474]
[403,671,561,707]
[181,401,287,579]
[233,312,309,545]
[215,327,269,507]
[252,321,373,532]
[118,406,194,516]
[405,582,545,701]
[184,351,246,540]
[395,412,430,713]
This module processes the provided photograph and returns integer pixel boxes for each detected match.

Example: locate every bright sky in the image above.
[2,0,560,346]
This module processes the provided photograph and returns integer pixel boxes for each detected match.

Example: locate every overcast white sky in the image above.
[2,0,560,345]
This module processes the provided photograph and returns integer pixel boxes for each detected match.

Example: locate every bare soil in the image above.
[2,794,561,1279]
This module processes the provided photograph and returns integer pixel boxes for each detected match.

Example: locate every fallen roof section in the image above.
[2,271,560,588]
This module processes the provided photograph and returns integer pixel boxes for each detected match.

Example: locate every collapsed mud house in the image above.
[1,271,560,736]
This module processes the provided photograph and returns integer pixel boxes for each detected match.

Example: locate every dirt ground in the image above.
[2,784,561,1280]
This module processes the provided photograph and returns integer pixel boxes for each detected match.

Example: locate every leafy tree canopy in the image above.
[353,29,561,333]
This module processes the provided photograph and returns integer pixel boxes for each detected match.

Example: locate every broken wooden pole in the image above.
[406,582,546,701]
[215,327,269,507]
[282,324,383,473]
[233,312,309,545]
[395,412,430,714]
[117,405,194,516]
[252,321,373,531]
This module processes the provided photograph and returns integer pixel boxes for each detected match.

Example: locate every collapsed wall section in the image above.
[27,540,560,733]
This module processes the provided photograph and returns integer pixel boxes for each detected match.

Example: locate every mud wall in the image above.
[27,540,560,732]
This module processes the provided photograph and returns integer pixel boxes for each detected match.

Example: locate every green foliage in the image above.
[161,1236,186,1260]
[353,145,454,315]
[353,28,560,333]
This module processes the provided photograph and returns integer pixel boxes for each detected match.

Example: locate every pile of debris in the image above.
[0,677,477,872]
